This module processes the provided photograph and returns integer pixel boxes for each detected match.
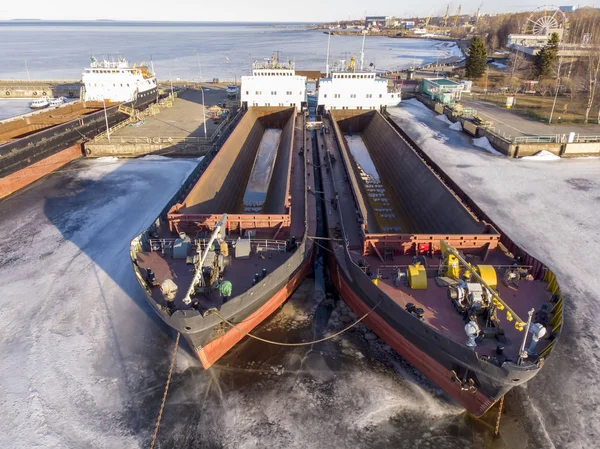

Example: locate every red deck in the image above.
[317,110,557,387]
[348,250,553,360]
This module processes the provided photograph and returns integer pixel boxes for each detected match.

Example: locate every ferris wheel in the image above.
[523,6,568,36]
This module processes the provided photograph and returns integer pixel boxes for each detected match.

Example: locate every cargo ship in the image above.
[0,56,158,200]
[317,108,563,417]
[129,105,315,368]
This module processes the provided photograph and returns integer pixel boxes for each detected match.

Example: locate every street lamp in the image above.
[200,86,207,139]
[193,52,208,139]
[102,98,111,142]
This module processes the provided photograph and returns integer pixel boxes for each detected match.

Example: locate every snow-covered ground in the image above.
[388,100,600,449]
[0,157,198,449]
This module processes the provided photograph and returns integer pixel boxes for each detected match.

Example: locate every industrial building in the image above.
[365,16,393,28]
[420,78,471,105]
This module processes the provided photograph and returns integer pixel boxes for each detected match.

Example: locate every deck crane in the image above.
[453,4,462,27]
[443,5,450,27]
[475,3,482,23]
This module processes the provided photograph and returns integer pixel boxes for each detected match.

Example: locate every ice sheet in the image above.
[388,100,600,449]
[0,157,198,449]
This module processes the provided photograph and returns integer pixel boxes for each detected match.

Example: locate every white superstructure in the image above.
[317,57,400,111]
[81,56,157,103]
[241,55,306,111]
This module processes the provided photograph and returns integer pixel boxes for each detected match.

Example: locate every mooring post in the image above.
[494,395,505,437]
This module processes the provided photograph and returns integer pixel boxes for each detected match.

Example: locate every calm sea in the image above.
[0,21,457,81]
[0,21,459,119]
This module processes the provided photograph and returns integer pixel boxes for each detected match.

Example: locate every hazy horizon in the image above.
[1,1,598,23]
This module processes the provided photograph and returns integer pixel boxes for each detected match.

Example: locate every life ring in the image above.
[68,92,74,98]
[5,91,9,96]
[167,137,173,143]
[42,91,47,96]
[153,137,160,144]
[33,91,38,96]
[85,148,92,156]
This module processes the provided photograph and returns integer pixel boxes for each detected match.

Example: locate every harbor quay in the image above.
[84,86,235,158]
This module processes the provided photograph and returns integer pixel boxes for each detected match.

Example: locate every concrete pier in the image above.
[84,87,236,157]
[0,80,82,99]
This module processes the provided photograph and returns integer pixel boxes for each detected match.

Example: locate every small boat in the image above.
[49,97,66,107]
[226,84,240,97]
[29,97,49,109]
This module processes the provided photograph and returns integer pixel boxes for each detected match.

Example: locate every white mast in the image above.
[360,30,367,71]
[182,214,228,305]
[326,32,331,77]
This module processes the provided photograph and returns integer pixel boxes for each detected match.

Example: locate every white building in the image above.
[81,57,157,103]
[241,56,306,111]
[317,58,400,111]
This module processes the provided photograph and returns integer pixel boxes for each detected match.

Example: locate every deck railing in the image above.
[148,237,288,253]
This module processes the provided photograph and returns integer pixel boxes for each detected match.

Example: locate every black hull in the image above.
[330,249,541,416]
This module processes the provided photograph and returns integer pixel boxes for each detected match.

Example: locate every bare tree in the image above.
[584,52,600,124]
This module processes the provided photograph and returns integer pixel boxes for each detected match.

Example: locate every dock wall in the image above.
[0,81,82,99]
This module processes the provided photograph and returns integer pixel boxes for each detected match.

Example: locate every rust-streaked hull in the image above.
[329,254,495,417]
[196,248,313,368]
[0,143,82,199]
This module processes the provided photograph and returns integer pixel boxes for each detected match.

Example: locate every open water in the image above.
[0,21,460,119]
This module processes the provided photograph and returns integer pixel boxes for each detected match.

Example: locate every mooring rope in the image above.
[149,332,180,449]
[210,300,380,347]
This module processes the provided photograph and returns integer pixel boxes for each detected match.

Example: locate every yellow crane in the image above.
[443,5,450,27]
[424,8,434,28]
[453,4,462,26]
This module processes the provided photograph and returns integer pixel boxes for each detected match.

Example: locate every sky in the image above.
[0,0,598,22]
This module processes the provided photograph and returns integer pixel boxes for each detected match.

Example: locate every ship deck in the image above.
[135,108,308,314]
[0,101,110,144]
[136,242,293,312]
[317,110,554,362]
[346,250,553,360]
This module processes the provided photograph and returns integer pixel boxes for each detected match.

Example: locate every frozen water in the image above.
[520,150,561,161]
[436,114,453,126]
[0,157,198,449]
[449,121,463,131]
[388,99,600,449]
[472,137,503,156]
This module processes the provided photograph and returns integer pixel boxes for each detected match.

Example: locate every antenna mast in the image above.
[326,32,331,77]
[360,30,366,71]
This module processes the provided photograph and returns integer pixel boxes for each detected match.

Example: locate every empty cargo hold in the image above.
[332,110,483,235]
[344,134,402,233]
[176,107,295,215]
[243,129,282,212]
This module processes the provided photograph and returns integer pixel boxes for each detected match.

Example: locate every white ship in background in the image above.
[81,56,158,104]
[241,54,306,111]
[317,33,400,112]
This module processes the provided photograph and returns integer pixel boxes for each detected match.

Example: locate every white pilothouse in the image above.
[81,56,158,104]
[317,32,400,111]
[241,54,307,111]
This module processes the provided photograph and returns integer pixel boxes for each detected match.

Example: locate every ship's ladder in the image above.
[118,104,140,120]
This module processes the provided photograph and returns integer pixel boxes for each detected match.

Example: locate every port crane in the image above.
[453,4,462,27]
[443,5,450,27]
[424,8,434,29]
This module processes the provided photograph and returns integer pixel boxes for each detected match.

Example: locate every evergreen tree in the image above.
[534,32,560,78]
[465,37,487,79]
